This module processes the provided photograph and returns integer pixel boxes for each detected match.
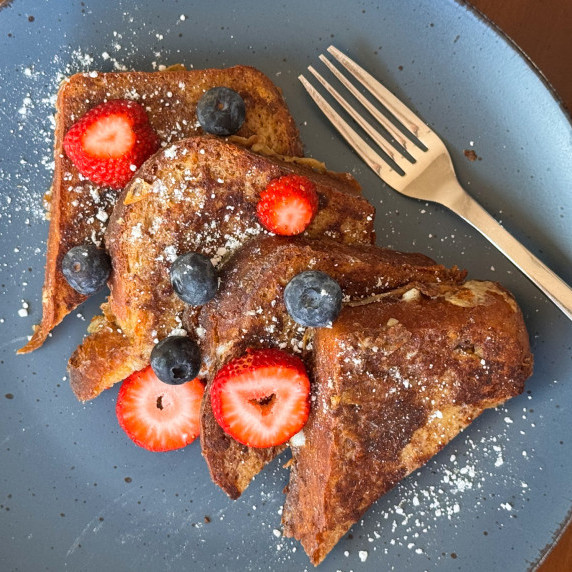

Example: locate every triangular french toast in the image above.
[68,137,376,401]
[197,235,467,499]
[281,280,533,565]
[19,65,304,353]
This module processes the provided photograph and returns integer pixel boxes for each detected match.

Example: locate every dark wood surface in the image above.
[467,1,572,569]
[469,0,571,112]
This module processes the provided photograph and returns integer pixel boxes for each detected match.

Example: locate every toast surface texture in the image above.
[198,235,467,499]
[68,138,376,401]
[20,66,303,353]
[281,281,533,565]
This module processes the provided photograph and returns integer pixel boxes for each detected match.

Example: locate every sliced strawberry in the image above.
[116,366,204,452]
[210,348,311,448]
[256,174,319,236]
[63,99,159,189]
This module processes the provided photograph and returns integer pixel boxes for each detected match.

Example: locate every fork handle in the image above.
[444,186,572,321]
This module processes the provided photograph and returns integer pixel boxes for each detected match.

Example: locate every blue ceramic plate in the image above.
[1,1,571,570]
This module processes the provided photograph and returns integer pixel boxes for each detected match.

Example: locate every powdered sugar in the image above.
[0,47,123,232]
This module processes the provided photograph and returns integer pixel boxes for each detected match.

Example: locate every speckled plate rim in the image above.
[456,3,572,567]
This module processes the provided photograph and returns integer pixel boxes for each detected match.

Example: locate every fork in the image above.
[299,45,572,321]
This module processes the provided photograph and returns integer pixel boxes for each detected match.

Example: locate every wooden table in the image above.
[467,1,572,569]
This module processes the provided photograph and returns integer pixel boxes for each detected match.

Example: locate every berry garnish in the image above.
[196,86,246,136]
[63,99,159,189]
[150,336,202,385]
[210,348,311,448]
[61,244,111,295]
[116,366,204,452]
[170,251,218,306]
[284,270,342,327]
[256,174,319,236]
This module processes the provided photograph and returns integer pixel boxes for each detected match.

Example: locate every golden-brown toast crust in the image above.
[19,66,303,353]
[281,281,533,565]
[68,138,376,401]
[198,235,467,499]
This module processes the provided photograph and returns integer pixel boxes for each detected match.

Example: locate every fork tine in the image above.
[307,65,408,168]
[299,74,401,181]
[317,54,415,157]
[327,45,425,143]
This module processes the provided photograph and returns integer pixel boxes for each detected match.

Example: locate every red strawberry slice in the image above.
[116,366,204,452]
[63,99,159,189]
[256,174,319,236]
[210,348,311,448]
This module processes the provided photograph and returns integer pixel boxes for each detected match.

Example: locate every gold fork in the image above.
[299,45,572,321]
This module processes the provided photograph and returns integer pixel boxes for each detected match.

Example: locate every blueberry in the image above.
[284,271,343,328]
[61,244,111,295]
[196,87,246,136]
[150,336,201,385]
[170,251,218,306]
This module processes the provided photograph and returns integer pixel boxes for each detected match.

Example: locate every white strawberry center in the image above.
[277,196,307,226]
[82,114,135,158]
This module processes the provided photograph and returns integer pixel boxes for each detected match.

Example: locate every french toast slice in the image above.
[68,137,376,401]
[19,65,303,353]
[281,281,533,565]
[197,235,467,499]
